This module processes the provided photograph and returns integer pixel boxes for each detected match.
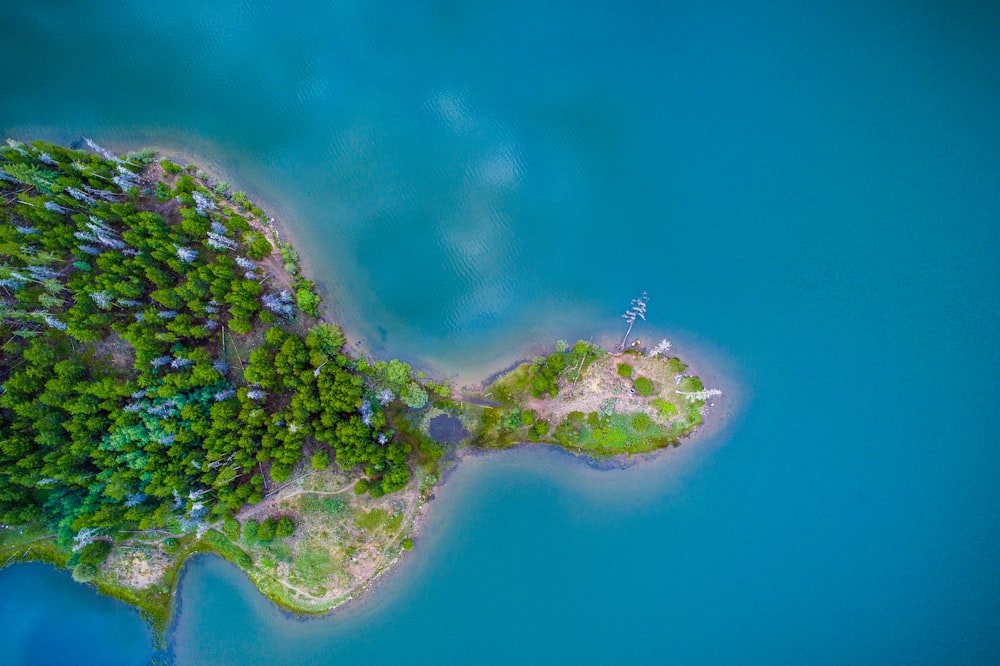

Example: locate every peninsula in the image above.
[0,139,719,639]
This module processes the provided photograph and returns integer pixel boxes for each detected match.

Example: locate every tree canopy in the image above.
[0,139,418,546]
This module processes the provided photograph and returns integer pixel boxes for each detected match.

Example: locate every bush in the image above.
[633,377,653,396]
[243,232,273,260]
[631,413,652,431]
[667,358,688,374]
[503,409,523,430]
[531,420,550,438]
[223,517,241,541]
[154,181,171,202]
[229,317,253,334]
[354,478,370,494]
[276,516,295,538]
[651,398,678,419]
[617,363,633,378]
[278,242,299,272]
[402,382,428,409]
[257,517,277,542]
[311,448,330,470]
[72,563,97,582]
[162,538,180,554]
[521,409,537,426]
[78,540,112,565]
[244,519,259,541]
[297,287,320,315]
[160,159,182,174]
[401,537,414,551]
[679,376,704,392]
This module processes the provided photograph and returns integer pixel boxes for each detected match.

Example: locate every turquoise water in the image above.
[2,1,999,664]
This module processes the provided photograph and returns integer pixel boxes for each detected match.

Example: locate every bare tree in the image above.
[618,291,649,350]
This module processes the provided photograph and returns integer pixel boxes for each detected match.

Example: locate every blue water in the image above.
[0,563,154,665]
[2,1,999,664]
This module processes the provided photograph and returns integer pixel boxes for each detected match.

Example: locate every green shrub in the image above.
[162,538,179,554]
[503,409,523,430]
[354,478,370,494]
[278,242,299,272]
[402,382,428,409]
[617,363,633,377]
[154,181,171,202]
[257,517,277,542]
[633,377,653,396]
[311,448,330,470]
[229,317,253,334]
[631,413,652,431]
[531,420,550,438]
[297,287,320,315]
[521,409,537,426]
[651,398,678,419]
[223,517,241,541]
[276,516,295,538]
[72,563,97,582]
[401,537,414,551]
[244,519,259,541]
[78,540,112,565]
[679,376,704,392]
[243,232,273,260]
[160,159,182,174]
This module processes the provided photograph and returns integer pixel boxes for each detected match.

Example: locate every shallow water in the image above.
[2,0,999,663]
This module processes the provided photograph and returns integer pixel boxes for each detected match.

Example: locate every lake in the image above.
[1,0,999,663]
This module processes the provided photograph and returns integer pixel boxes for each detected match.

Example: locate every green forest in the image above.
[0,139,423,554]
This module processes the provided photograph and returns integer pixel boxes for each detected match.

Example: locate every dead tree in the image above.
[618,292,649,350]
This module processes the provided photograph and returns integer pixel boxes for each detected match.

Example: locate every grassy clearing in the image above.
[354,508,404,534]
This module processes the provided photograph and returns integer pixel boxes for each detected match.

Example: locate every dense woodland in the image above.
[0,139,423,550]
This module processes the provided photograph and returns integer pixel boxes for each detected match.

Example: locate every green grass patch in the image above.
[650,398,678,419]
[300,493,347,517]
[293,547,338,589]
[204,530,252,568]
[354,508,403,533]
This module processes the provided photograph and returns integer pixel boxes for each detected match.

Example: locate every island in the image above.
[0,139,719,641]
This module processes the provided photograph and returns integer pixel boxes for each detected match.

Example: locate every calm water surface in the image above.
[1,1,998,664]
